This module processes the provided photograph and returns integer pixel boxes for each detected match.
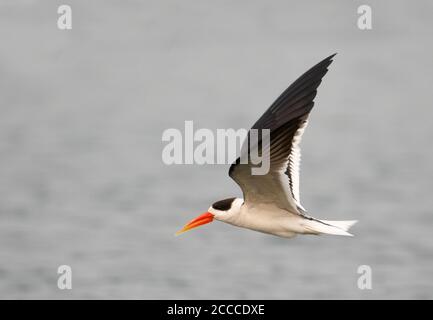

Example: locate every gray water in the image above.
[1,0,433,299]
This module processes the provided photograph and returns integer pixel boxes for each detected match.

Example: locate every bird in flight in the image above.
[176,54,357,239]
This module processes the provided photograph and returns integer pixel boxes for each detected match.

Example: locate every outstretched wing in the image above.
[229,54,335,214]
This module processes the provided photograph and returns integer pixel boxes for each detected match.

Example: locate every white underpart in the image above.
[287,119,308,211]
[214,201,358,239]
[302,219,358,236]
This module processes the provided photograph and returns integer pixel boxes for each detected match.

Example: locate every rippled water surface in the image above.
[0,0,432,299]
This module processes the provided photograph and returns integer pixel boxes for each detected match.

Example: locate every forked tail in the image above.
[303,219,358,236]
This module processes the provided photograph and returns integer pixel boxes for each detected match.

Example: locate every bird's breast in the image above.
[228,204,304,238]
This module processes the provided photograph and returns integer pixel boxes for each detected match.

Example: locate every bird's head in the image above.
[175,197,243,236]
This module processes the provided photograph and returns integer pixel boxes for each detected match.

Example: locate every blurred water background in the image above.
[0,0,433,299]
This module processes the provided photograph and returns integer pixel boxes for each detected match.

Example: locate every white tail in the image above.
[303,219,358,236]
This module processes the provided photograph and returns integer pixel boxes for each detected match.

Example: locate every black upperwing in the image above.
[229,54,336,213]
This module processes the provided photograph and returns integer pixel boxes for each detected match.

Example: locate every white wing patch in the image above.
[229,117,312,215]
[287,119,309,210]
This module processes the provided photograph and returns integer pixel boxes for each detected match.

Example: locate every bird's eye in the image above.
[212,198,236,211]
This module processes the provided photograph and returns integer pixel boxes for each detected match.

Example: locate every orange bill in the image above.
[175,212,214,236]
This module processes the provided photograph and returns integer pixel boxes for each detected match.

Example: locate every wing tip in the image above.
[328,52,337,59]
[317,53,337,70]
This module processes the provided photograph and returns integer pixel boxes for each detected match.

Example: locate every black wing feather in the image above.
[229,54,335,213]
[251,53,335,132]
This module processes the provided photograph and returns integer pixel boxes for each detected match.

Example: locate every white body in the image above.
[211,198,357,239]
[200,56,359,239]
